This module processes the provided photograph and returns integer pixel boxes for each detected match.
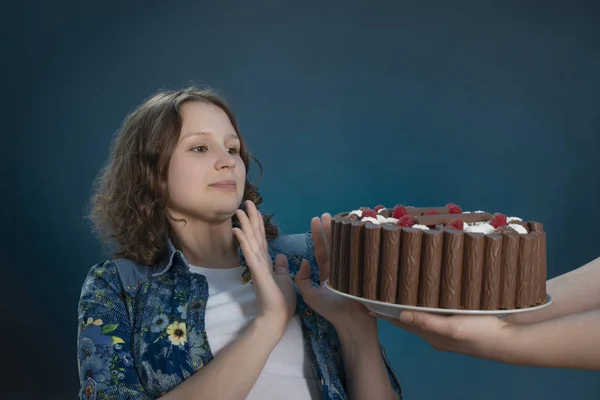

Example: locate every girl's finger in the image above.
[257,208,266,246]
[273,253,289,276]
[310,217,329,283]
[245,200,262,237]
[248,200,268,251]
[232,227,250,259]
[293,259,321,310]
[236,209,260,252]
[321,213,332,248]
[233,227,269,279]
[244,201,268,252]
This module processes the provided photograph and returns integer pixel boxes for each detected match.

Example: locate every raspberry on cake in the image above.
[396,215,415,227]
[361,208,377,219]
[446,203,463,214]
[490,213,508,228]
[445,219,464,230]
[391,205,408,219]
[328,203,547,312]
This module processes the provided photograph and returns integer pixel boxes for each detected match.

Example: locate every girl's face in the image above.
[167,101,246,223]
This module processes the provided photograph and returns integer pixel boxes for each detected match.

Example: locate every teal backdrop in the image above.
[4,0,600,398]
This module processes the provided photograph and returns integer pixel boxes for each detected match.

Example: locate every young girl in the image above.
[77,87,402,400]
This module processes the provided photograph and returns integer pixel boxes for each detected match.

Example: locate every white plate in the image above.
[324,280,552,318]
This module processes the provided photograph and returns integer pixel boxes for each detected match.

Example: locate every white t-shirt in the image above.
[188,265,321,400]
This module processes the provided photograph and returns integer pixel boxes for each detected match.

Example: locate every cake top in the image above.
[336,203,542,235]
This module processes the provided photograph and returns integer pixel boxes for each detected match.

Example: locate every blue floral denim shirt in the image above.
[77,232,403,399]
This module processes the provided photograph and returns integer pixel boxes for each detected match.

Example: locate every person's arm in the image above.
[170,202,298,400]
[79,255,292,399]
[378,298,600,370]
[335,319,400,400]
[506,256,600,324]
[497,309,600,369]
[163,317,284,399]
[78,262,153,399]
[171,202,297,400]
[295,218,402,399]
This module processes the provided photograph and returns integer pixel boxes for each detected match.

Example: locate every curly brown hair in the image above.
[88,86,278,266]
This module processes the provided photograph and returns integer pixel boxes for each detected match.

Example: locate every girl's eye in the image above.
[191,145,208,153]
[228,147,240,155]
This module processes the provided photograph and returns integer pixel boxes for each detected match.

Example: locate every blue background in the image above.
[4,0,599,398]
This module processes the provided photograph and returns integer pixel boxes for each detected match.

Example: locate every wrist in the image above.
[497,323,541,365]
[479,321,521,364]
[335,314,379,344]
[253,314,288,341]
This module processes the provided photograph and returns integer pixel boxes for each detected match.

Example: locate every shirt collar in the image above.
[152,237,250,278]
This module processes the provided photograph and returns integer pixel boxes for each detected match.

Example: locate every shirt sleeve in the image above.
[77,261,153,400]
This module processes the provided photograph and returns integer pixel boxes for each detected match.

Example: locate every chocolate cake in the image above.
[328,203,547,310]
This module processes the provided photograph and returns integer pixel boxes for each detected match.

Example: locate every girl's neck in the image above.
[171,218,240,269]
